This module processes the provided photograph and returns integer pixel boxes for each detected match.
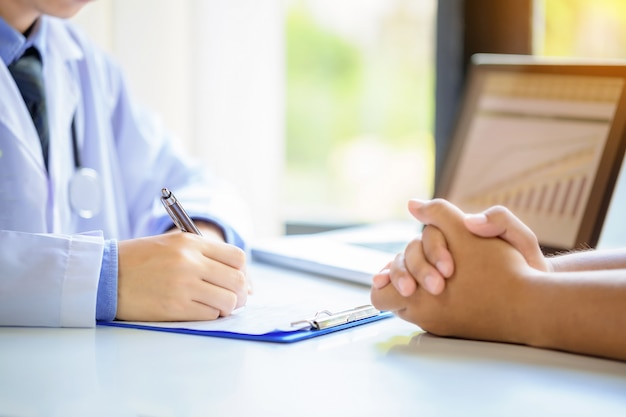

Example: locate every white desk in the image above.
[1,263,626,417]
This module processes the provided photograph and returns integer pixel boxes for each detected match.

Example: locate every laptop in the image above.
[252,54,626,285]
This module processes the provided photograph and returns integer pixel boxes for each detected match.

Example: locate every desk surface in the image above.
[1,263,626,417]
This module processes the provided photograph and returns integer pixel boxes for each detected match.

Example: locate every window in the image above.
[536,0,626,58]
[284,0,437,230]
[73,1,285,238]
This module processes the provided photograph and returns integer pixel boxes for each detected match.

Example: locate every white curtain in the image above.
[73,0,285,238]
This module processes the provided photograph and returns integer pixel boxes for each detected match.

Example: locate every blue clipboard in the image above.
[98,305,393,343]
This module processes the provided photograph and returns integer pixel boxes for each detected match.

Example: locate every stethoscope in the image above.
[67,116,102,219]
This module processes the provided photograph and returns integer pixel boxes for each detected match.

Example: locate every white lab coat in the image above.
[0,17,250,327]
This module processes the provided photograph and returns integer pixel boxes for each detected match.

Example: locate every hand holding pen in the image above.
[113,188,248,322]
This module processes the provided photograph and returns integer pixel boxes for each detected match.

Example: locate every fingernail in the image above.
[372,274,388,289]
[436,261,451,277]
[397,278,410,296]
[465,213,488,224]
[424,274,442,295]
[409,198,426,208]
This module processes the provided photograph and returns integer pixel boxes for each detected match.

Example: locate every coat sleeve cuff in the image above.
[95,239,118,321]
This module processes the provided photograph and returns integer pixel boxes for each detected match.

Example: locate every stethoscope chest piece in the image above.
[68,167,102,219]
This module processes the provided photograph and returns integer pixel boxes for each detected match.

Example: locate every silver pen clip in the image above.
[291,305,380,330]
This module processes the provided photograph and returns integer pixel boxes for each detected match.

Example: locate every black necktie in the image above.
[8,47,49,170]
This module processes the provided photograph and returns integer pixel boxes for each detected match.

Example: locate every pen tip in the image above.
[161,188,170,197]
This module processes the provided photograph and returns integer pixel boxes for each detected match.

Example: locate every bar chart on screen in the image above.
[445,71,623,249]
[455,131,600,247]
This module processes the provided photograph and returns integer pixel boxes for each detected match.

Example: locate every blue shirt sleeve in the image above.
[96,239,118,321]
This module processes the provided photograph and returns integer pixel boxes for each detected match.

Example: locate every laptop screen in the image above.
[436,54,626,252]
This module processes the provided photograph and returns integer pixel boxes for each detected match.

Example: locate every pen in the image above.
[160,187,202,235]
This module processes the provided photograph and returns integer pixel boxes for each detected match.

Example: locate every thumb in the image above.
[464,206,549,271]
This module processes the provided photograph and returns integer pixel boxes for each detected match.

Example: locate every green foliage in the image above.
[286,2,434,170]
[286,4,363,169]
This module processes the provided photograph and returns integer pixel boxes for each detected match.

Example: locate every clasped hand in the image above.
[370,198,551,343]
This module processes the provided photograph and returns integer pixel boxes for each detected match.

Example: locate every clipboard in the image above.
[98,305,393,343]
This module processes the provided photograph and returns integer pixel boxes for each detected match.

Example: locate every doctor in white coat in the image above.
[0,0,251,327]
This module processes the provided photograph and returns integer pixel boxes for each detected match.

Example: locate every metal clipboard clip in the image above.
[290,305,381,330]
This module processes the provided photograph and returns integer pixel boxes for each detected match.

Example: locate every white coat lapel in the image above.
[44,17,83,173]
[42,17,84,231]
[0,62,49,233]
[0,63,48,173]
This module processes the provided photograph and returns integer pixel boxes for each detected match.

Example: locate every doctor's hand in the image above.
[115,232,248,322]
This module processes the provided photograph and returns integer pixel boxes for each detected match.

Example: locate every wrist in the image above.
[511,269,554,348]
[544,256,557,273]
[467,264,535,346]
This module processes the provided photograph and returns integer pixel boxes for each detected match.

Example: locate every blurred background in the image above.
[72,0,626,239]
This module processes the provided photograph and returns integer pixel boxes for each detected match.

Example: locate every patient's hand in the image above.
[372,225,452,296]
[460,204,551,272]
[373,199,551,298]
[371,199,535,343]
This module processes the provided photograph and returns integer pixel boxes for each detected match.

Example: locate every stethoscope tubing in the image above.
[68,114,102,219]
